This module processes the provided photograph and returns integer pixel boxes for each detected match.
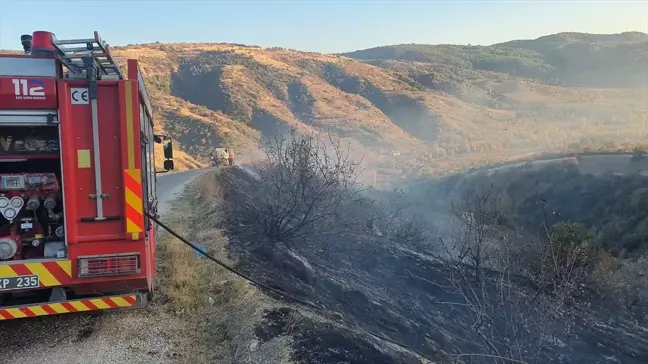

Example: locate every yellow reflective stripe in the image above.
[24,263,60,286]
[111,297,132,307]
[57,261,72,277]
[126,219,141,234]
[28,306,48,316]
[69,301,91,311]
[0,265,17,278]
[125,188,142,210]
[48,303,68,314]
[89,299,110,309]
[125,82,135,169]
[125,168,141,183]
[5,308,26,318]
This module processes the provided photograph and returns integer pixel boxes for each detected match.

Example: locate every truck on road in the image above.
[210,147,234,167]
[0,30,175,320]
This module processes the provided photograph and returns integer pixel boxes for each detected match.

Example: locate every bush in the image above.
[527,221,593,297]
[251,128,363,242]
[385,213,430,251]
[431,189,587,364]
[591,253,648,321]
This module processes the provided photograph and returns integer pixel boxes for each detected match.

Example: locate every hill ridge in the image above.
[93,32,648,174]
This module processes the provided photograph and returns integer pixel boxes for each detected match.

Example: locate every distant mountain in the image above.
[496,31,648,48]
[341,32,648,88]
[102,32,647,177]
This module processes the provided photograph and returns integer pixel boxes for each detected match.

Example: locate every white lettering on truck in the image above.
[12,79,46,100]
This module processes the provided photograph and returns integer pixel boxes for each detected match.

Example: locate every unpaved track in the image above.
[0,168,208,364]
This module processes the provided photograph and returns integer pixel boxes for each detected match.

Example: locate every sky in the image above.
[1,0,647,53]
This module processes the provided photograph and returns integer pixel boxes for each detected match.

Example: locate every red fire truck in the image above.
[0,31,175,320]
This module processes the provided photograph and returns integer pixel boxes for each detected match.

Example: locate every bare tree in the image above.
[251,128,364,241]
[417,188,578,364]
[358,188,433,250]
[525,221,591,299]
[386,213,430,250]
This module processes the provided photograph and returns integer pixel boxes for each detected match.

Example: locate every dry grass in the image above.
[155,170,294,363]
[111,41,648,182]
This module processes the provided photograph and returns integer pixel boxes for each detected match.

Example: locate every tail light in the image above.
[77,253,140,278]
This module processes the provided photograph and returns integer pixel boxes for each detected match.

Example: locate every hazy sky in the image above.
[1,0,646,53]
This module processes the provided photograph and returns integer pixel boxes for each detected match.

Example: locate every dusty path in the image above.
[156,168,211,215]
[0,168,208,364]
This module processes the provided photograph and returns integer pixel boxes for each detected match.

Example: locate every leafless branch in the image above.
[246,127,364,242]
[427,188,579,364]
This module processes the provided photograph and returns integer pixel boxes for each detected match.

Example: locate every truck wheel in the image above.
[146,283,155,302]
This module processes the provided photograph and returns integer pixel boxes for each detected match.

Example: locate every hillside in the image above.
[112,32,648,176]
[342,31,648,88]
[421,154,648,256]
[161,157,648,364]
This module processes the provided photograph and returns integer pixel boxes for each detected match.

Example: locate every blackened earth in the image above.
[219,167,648,364]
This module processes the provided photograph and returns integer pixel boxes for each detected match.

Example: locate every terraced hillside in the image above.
[110,32,647,175]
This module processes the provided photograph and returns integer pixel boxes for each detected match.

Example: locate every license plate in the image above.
[0,275,39,291]
[1,176,24,190]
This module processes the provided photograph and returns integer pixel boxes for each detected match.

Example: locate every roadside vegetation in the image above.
[434,164,648,322]
[156,175,293,363]
[167,127,647,363]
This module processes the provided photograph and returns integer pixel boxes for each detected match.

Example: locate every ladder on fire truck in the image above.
[50,31,123,221]
[50,31,124,80]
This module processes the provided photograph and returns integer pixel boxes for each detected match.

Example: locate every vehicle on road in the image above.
[0,30,175,320]
[210,147,234,167]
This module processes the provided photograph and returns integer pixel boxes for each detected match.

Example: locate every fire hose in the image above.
[145,211,435,363]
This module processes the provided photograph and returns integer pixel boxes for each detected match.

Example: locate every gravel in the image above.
[0,170,206,364]
[0,309,183,364]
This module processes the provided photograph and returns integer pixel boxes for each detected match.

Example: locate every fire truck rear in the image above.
[0,31,175,320]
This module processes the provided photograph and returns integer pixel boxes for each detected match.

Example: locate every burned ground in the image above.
[210,165,648,364]
[255,307,416,364]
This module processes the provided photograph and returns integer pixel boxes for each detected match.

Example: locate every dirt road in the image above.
[0,168,208,364]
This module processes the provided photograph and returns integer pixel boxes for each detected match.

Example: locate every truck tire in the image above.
[146,281,155,301]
